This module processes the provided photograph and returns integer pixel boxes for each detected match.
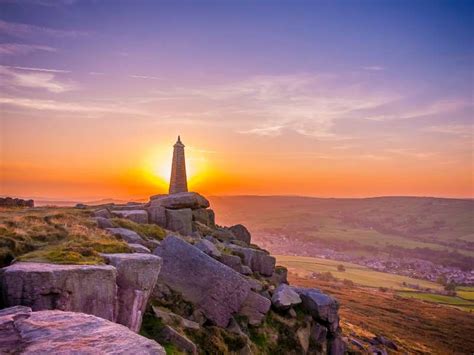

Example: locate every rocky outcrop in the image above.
[102,253,162,332]
[0,197,34,207]
[165,208,193,235]
[158,325,198,354]
[147,205,167,226]
[93,208,113,218]
[112,210,149,224]
[238,291,271,326]
[154,235,251,327]
[228,224,251,244]
[195,239,221,258]
[271,284,302,309]
[94,216,114,229]
[106,227,147,245]
[294,287,340,334]
[150,192,209,210]
[0,262,117,321]
[0,306,165,354]
[227,244,276,276]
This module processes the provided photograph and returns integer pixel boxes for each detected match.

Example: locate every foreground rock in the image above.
[102,253,162,332]
[106,227,147,245]
[0,307,165,354]
[112,210,149,224]
[294,287,340,333]
[228,224,251,244]
[272,284,302,309]
[0,262,117,321]
[165,208,193,235]
[154,235,251,327]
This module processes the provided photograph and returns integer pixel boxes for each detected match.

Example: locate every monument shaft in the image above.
[169,136,188,194]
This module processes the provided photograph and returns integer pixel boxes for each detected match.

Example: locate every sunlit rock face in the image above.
[0,307,165,354]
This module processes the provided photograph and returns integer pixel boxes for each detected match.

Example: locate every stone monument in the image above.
[169,136,188,194]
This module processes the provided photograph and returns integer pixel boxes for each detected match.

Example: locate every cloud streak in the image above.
[0,43,56,55]
[0,19,86,38]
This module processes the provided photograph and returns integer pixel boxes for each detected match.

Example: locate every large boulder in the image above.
[218,254,252,275]
[227,245,276,276]
[102,253,162,332]
[165,208,192,235]
[151,192,210,210]
[112,210,149,224]
[192,208,214,226]
[93,208,112,218]
[293,287,340,334]
[228,224,251,244]
[238,291,271,326]
[195,239,221,258]
[94,216,114,229]
[154,236,251,327]
[0,262,117,321]
[271,284,302,309]
[0,307,165,354]
[106,227,146,245]
[147,205,167,227]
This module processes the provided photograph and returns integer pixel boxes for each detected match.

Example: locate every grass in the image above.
[397,291,474,311]
[0,206,130,266]
[457,286,474,301]
[110,218,166,240]
[289,273,474,354]
[275,255,444,291]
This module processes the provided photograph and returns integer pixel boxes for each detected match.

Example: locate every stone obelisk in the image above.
[169,136,188,194]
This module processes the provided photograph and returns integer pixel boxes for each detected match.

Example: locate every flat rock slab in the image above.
[272,284,302,309]
[0,262,117,321]
[151,192,210,210]
[102,253,162,332]
[112,210,149,224]
[106,227,146,245]
[154,236,251,327]
[0,307,165,354]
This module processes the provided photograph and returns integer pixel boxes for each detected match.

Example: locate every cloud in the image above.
[0,66,77,93]
[362,66,385,71]
[0,19,86,38]
[129,74,161,80]
[5,65,70,73]
[424,124,473,137]
[0,97,147,116]
[0,43,56,55]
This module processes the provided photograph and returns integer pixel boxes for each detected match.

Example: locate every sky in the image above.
[0,0,473,200]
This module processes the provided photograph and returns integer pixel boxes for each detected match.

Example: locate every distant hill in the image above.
[209,196,474,269]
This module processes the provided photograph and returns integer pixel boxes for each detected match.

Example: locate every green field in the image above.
[275,255,444,291]
[397,291,474,311]
[457,287,474,301]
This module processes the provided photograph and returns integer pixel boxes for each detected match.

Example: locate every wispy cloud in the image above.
[129,74,161,80]
[0,43,56,55]
[4,65,70,73]
[0,66,76,93]
[424,124,473,137]
[0,19,86,38]
[362,65,385,71]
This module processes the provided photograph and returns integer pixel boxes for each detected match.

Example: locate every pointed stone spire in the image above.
[169,135,188,194]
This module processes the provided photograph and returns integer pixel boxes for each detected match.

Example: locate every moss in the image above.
[188,326,247,354]
[0,207,130,266]
[111,218,166,240]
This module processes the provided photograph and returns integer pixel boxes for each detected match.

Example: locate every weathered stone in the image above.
[296,318,312,354]
[148,205,167,227]
[192,208,210,225]
[195,239,221,258]
[154,236,251,327]
[213,228,236,242]
[310,323,328,344]
[152,306,200,330]
[218,254,250,275]
[94,216,114,229]
[246,277,263,292]
[229,224,251,244]
[112,210,149,224]
[159,325,197,354]
[328,335,346,355]
[150,192,209,210]
[293,287,340,333]
[228,245,276,276]
[93,208,112,218]
[165,208,193,235]
[271,284,302,309]
[128,243,151,253]
[238,291,271,326]
[0,262,117,321]
[269,266,289,285]
[0,307,165,354]
[102,253,162,332]
[106,227,147,245]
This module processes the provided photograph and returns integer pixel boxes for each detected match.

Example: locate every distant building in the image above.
[169,136,188,194]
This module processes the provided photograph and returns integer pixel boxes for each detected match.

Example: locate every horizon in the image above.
[1,0,473,199]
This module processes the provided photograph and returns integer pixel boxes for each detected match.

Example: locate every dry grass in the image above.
[0,207,130,266]
[288,273,474,354]
[110,218,166,240]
